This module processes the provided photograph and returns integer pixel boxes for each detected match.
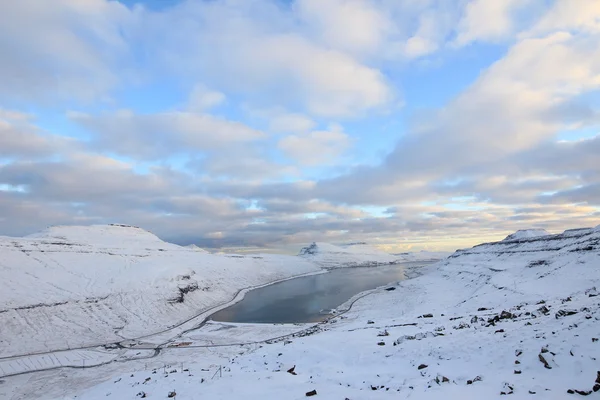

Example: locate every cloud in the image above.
[70,109,266,159]
[524,0,600,37]
[0,109,76,159]
[0,0,132,103]
[130,0,395,118]
[454,0,534,46]
[295,0,391,56]
[268,113,316,134]
[187,84,226,111]
[278,126,351,166]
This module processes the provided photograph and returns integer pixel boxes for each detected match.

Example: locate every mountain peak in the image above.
[502,229,550,242]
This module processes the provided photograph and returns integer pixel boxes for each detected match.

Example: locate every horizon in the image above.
[1,0,599,253]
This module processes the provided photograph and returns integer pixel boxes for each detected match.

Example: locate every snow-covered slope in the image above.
[73,225,600,400]
[501,228,550,241]
[298,242,399,267]
[0,225,321,357]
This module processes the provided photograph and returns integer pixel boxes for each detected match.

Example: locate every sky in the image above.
[1,0,599,253]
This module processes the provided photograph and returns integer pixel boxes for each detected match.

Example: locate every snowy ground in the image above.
[69,225,600,400]
[2,225,599,399]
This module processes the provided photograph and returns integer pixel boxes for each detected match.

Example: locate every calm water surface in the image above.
[210,263,419,324]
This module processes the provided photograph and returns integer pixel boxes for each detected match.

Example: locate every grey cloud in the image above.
[71,111,266,160]
[0,114,76,159]
[538,183,600,205]
[0,0,132,104]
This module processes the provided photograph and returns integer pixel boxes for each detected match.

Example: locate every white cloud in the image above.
[295,0,391,56]
[135,1,394,118]
[278,127,351,166]
[525,0,600,37]
[454,0,531,46]
[245,106,316,134]
[188,84,226,111]
[268,113,316,134]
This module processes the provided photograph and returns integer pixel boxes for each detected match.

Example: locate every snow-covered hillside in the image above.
[70,225,600,400]
[0,226,411,361]
[298,242,399,267]
[0,225,321,357]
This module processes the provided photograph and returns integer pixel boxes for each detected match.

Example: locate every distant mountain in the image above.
[298,242,399,268]
[185,243,209,253]
[392,250,451,262]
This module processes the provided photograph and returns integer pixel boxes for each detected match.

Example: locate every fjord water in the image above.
[210,263,417,324]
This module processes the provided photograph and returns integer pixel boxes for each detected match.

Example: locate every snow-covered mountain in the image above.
[501,228,550,241]
[0,224,321,357]
[71,224,600,400]
[298,242,399,267]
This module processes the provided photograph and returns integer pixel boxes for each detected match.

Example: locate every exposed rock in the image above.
[168,391,176,398]
[500,311,514,319]
[422,313,434,318]
[500,382,514,395]
[555,309,578,319]
[418,364,428,370]
[538,353,552,369]
[454,322,471,330]
[305,389,317,396]
[568,389,592,396]
[287,365,296,375]
[538,306,551,315]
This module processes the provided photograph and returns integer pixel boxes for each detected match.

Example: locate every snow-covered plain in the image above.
[2,224,599,399]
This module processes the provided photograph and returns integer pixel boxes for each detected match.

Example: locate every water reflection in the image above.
[210,264,408,324]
